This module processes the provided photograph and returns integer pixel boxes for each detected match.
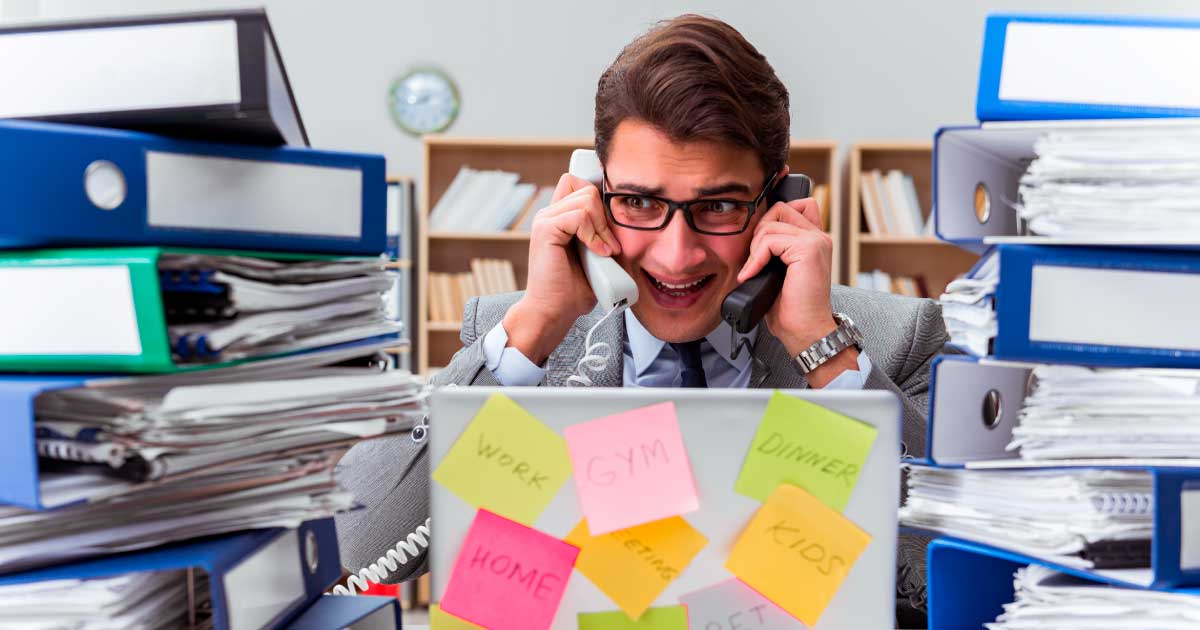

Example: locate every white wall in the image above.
[6,0,1200,177]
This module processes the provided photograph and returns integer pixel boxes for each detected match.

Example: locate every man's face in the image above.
[606,119,770,343]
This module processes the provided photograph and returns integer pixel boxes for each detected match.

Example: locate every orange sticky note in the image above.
[565,516,707,620]
[725,484,870,626]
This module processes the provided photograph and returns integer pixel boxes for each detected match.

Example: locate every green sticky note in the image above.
[734,391,878,510]
[432,393,572,524]
[578,606,689,629]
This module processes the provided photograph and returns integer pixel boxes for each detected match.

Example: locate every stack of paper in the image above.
[899,466,1152,569]
[1009,365,1200,461]
[987,564,1200,630]
[0,569,205,630]
[160,253,398,363]
[938,249,997,356]
[9,342,428,573]
[1018,128,1200,238]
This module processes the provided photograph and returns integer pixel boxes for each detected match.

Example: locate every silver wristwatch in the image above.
[793,313,864,375]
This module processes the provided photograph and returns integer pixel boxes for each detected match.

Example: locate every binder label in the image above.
[0,266,141,355]
[1181,486,1200,570]
[146,151,363,238]
[223,529,305,630]
[0,20,241,118]
[1029,265,1200,350]
[999,21,1200,109]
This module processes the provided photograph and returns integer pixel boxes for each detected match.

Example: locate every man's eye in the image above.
[622,195,660,211]
[694,200,741,214]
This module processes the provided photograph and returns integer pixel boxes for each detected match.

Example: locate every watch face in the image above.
[389,69,459,136]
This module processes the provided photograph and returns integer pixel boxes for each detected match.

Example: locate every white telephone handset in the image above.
[568,149,639,311]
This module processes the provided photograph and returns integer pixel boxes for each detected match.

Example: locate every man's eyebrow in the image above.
[608,181,754,197]
[609,181,665,195]
[696,182,753,197]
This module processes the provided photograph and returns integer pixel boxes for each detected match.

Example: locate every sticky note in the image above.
[430,604,483,629]
[566,516,707,620]
[432,393,572,524]
[679,578,808,629]
[564,401,699,534]
[734,391,877,510]
[441,509,580,630]
[725,484,870,626]
[578,606,689,629]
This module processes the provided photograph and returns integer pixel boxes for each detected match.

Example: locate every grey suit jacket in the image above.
[335,284,946,612]
[435,284,945,457]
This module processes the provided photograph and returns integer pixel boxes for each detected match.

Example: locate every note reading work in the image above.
[725,484,870,626]
[564,401,699,534]
[432,393,572,525]
[735,391,877,511]
[440,509,580,630]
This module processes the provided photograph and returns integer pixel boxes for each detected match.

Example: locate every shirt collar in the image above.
[624,309,758,377]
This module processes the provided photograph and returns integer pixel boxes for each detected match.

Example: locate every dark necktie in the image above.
[670,340,708,388]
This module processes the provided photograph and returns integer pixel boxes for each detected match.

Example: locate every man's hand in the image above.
[736,197,859,387]
[502,173,622,365]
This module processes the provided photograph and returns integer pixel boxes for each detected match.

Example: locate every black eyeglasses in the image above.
[601,171,778,236]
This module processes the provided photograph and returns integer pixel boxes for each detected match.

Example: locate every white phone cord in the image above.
[331,517,432,596]
[566,304,627,387]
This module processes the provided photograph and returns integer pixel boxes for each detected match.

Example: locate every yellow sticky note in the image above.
[430,603,483,629]
[735,391,877,511]
[566,517,707,620]
[725,484,871,626]
[432,393,572,525]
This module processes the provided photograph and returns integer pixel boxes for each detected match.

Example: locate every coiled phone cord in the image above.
[566,303,627,387]
[331,517,432,596]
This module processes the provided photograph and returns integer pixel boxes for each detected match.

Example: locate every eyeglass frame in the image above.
[600,169,779,236]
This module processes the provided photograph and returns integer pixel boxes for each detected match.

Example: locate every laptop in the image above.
[429,387,900,629]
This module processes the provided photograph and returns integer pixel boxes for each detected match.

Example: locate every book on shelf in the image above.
[811,183,830,231]
[856,270,929,298]
[512,185,555,233]
[429,258,520,324]
[429,166,546,233]
[859,168,926,236]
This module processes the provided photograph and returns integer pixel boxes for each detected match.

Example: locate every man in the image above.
[336,14,945,625]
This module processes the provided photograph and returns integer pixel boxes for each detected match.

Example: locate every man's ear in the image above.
[777,164,791,182]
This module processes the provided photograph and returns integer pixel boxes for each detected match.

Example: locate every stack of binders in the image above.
[911,13,1200,629]
[0,10,411,629]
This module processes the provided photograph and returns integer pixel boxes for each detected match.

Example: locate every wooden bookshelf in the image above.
[420,136,840,373]
[847,142,978,298]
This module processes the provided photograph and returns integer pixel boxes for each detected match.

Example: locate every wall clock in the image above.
[389,68,460,136]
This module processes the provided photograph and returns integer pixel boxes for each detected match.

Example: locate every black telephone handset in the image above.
[720,174,813,334]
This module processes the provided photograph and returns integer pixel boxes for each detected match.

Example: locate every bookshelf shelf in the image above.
[419,136,840,374]
[428,231,532,241]
[848,142,978,297]
[858,235,949,245]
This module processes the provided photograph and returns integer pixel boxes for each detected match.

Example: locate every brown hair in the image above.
[594,14,790,177]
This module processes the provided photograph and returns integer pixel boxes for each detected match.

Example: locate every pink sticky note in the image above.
[441,510,580,630]
[564,402,699,534]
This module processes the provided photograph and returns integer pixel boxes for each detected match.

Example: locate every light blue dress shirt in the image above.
[482,310,872,389]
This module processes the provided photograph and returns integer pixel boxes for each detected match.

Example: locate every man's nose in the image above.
[649,210,707,272]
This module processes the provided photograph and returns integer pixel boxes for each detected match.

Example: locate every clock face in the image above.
[389,69,460,136]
